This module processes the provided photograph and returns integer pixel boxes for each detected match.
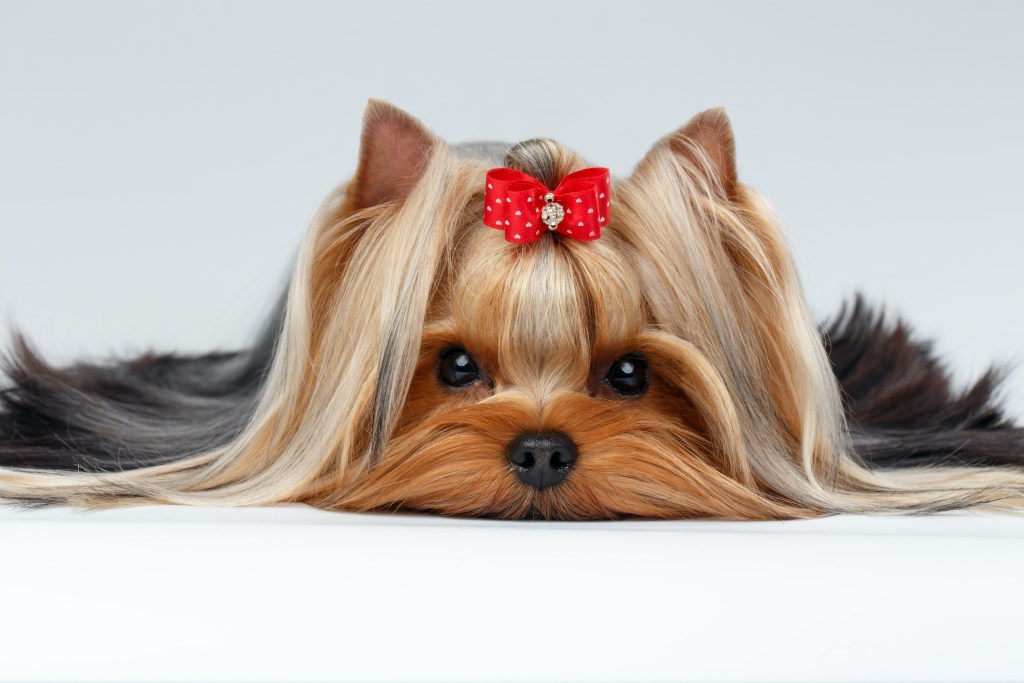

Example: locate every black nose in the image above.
[507,432,578,490]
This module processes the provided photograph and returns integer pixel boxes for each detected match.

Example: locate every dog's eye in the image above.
[606,354,648,395]
[438,347,481,388]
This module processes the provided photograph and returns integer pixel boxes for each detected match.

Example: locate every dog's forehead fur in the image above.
[438,199,646,390]
[437,141,647,386]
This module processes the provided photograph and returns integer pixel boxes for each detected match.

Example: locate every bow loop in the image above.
[483,166,611,243]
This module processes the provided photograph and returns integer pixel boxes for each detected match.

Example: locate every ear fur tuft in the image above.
[669,107,738,199]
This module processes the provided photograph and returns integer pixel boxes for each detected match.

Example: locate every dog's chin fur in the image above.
[1,100,1023,519]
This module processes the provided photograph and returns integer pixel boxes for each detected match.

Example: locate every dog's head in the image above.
[265,100,848,519]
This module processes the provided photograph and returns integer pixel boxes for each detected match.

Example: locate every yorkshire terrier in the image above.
[1,100,1022,519]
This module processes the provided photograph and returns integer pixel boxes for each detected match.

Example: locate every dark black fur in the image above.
[1,296,1021,474]
[826,297,1023,469]
[0,294,284,472]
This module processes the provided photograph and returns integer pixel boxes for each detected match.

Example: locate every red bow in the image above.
[483,167,611,243]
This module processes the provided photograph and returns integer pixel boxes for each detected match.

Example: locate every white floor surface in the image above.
[1,506,1022,682]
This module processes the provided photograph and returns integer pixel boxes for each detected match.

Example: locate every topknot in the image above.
[503,138,585,190]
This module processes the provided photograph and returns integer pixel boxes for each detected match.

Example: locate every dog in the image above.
[1,99,1022,519]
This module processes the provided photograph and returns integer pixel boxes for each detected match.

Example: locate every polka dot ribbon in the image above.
[483,167,611,243]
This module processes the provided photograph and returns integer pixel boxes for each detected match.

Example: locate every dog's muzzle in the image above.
[507,432,577,490]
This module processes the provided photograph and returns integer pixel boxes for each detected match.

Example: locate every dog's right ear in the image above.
[343,99,440,212]
[631,107,738,201]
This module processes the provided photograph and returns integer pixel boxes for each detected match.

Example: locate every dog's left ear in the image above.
[636,107,738,200]
[345,99,440,211]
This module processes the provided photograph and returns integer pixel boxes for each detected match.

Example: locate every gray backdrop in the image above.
[1,1,1021,418]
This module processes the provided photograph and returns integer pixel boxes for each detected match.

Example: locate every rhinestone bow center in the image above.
[540,192,565,230]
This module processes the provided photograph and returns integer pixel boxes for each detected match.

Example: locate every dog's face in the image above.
[297,101,846,520]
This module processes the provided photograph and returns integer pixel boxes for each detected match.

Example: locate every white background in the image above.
[1,2,1023,682]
